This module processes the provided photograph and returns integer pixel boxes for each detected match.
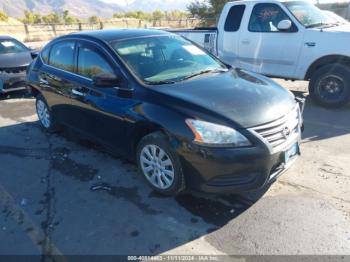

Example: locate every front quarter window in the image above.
[111,35,226,85]
[77,46,114,79]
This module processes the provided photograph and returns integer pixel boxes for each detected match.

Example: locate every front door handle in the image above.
[72,88,86,97]
[39,78,49,85]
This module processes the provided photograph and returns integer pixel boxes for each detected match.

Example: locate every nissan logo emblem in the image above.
[282,126,291,139]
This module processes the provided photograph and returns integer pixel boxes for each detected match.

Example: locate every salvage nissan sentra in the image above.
[27,29,303,195]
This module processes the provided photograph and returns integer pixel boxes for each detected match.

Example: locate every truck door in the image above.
[217,4,246,67]
[238,3,304,78]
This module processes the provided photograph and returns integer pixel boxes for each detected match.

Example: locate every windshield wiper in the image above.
[305,22,339,29]
[180,68,228,81]
[322,22,341,28]
[143,80,176,85]
[306,22,327,28]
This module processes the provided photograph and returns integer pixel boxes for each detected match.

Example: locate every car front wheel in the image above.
[36,94,57,132]
[309,64,350,108]
[136,132,185,196]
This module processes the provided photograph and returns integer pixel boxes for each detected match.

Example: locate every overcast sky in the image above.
[101,0,349,4]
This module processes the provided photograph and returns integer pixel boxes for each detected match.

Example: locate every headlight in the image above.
[185,119,251,147]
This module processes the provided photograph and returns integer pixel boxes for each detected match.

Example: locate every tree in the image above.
[22,10,42,24]
[188,0,233,20]
[0,10,8,22]
[42,13,61,23]
[62,10,80,24]
[113,12,125,19]
[167,10,189,20]
[152,10,164,21]
[89,16,100,23]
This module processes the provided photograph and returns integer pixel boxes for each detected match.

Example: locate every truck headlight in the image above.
[185,119,251,147]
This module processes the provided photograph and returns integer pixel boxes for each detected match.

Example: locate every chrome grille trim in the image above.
[250,105,301,153]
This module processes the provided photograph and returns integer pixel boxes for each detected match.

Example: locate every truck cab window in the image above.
[224,5,246,32]
[249,3,295,32]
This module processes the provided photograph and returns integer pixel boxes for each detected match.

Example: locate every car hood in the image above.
[0,51,32,68]
[156,69,296,128]
[321,23,350,33]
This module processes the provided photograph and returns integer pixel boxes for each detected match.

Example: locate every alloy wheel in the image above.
[140,144,175,189]
[36,99,51,128]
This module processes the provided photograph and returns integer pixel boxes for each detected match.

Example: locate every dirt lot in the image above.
[0,80,349,257]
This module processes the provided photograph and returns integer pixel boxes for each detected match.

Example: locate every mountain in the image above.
[0,0,124,19]
[120,0,190,11]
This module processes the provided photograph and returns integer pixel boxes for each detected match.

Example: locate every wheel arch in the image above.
[305,55,350,80]
[28,85,40,97]
[130,122,167,160]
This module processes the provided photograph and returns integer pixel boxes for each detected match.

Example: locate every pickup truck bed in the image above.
[168,28,218,55]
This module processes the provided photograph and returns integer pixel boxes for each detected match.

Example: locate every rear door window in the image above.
[49,41,75,72]
[224,5,246,32]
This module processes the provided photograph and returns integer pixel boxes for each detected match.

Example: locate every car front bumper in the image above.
[0,72,27,94]
[177,134,300,194]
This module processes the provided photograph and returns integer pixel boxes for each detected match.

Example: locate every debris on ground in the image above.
[90,183,112,192]
[20,198,28,206]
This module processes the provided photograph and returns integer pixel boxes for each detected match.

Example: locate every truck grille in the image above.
[251,105,301,152]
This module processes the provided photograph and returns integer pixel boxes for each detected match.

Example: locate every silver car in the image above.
[0,36,32,95]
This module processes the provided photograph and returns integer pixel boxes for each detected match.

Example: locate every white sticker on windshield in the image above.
[1,41,15,47]
[183,45,205,55]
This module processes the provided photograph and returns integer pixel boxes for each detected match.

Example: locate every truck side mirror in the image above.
[277,20,292,31]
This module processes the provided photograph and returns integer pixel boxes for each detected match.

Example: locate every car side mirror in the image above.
[30,51,39,60]
[277,20,292,31]
[92,74,120,88]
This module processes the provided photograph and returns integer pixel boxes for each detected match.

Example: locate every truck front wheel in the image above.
[309,64,350,108]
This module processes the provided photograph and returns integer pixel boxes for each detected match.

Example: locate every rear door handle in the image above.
[241,39,250,44]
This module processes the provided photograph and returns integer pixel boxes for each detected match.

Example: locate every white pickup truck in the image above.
[173,0,350,108]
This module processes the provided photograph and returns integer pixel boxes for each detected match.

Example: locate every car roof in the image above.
[0,35,15,40]
[69,29,171,43]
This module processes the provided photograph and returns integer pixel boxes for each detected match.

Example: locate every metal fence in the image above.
[0,2,349,43]
[0,18,203,42]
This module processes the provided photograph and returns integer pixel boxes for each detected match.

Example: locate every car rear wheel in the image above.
[136,132,185,196]
[309,64,350,108]
[36,94,57,132]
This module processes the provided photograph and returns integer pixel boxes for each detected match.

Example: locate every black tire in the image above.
[309,64,350,108]
[136,131,185,196]
[36,94,58,133]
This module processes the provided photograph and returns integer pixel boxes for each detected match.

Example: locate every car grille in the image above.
[251,105,301,152]
[0,66,27,74]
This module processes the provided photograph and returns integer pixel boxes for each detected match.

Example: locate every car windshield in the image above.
[284,1,338,28]
[110,35,227,85]
[0,39,29,54]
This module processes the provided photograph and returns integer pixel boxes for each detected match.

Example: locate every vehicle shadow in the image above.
[0,90,32,101]
[291,90,350,143]
[0,118,271,255]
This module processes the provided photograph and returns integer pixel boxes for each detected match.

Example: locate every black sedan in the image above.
[27,29,303,195]
[0,36,32,95]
